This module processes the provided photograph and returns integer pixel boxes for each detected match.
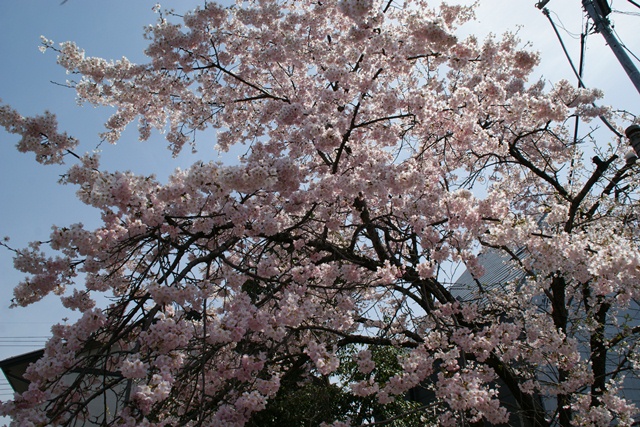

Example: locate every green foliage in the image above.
[246,371,354,427]
[247,345,431,427]
[336,345,429,427]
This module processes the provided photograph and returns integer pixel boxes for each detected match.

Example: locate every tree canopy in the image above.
[1,0,639,426]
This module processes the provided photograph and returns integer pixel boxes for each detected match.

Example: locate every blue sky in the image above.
[1,0,639,406]
[0,1,214,403]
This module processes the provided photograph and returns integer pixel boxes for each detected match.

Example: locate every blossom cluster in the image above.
[1,0,639,425]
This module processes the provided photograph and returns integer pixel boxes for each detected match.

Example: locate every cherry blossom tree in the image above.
[1,0,640,426]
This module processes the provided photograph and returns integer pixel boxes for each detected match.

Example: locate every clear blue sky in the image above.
[1,0,639,406]
[0,1,212,404]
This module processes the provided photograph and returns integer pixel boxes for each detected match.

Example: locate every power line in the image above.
[626,0,640,9]
[0,336,48,348]
[583,0,640,94]
[611,25,640,63]
[541,7,624,137]
[0,337,49,347]
[0,337,49,340]
[548,9,583,39]
[612,8,640,15]
[542,8,585,85]
[0,346,46,349]
[0,322,53,324]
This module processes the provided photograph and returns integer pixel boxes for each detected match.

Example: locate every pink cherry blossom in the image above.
[1,0,640,425]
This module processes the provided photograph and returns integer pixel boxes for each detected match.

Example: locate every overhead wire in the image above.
[1,378,14,396]
[0,336,49,339]
[0,336,48,348]
[612,8,640,15]
[542,9,585,85]
[541,7,624,138]
[568,21,589,187]
[0,347,47,349]
[548,9,583,39]
[626,0,640,9]
[610,25,640,63]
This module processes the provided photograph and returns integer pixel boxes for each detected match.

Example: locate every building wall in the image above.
[449,248,640,424]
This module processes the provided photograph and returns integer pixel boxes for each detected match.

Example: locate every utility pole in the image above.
[627,125,640,157]
[581,0,640,156]
[539,1,640,153]
[582,0,640,96]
